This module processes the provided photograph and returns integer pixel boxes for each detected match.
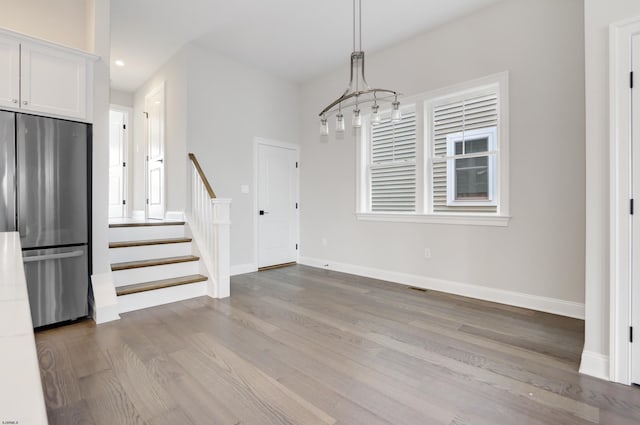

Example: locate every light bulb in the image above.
[391,100,402,122]
[352,108,362,128]
[371,104,381,125]
[336,113,345,133]
[320,116,329,136]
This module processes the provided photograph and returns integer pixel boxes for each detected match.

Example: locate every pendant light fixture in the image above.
[319,0,401,135]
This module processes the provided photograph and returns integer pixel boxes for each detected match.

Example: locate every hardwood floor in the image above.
[36,265,640,424]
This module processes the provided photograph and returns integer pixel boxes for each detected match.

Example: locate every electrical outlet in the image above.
[424,248,432,259]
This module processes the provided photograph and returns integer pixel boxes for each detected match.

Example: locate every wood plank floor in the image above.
[35,265,640,425]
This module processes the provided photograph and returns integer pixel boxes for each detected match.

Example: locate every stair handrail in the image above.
[188,153,217,199]
[187,153,230,299]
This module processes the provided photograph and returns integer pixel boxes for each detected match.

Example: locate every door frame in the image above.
[108,104,131,218]
[144,82,166,220]
[609,16,640,385]
[253,137,300,270]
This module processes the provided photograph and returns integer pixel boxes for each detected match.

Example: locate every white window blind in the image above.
[431,93,498,213]
[369,108,417,212]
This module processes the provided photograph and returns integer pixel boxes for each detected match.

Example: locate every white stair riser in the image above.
[117,281,207,314]
[113,261,199,287]
[109,225,186,243]
[109,242,192,263]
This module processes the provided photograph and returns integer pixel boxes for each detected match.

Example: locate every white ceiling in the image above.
[110,0,506,92]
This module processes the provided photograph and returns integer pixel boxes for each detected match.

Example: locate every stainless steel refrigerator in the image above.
[0,111,91,328]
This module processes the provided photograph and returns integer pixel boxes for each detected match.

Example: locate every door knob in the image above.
[259,210,269,215]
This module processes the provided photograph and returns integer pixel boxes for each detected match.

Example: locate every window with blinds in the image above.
[368,107,417,212]
[358,72,508,223]
[431,92,499,214]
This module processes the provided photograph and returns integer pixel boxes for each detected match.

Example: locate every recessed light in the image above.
[115,60,125,67]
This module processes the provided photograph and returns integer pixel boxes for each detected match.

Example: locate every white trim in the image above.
[608,17,640,386]
[299,257,584,319]
[579,351,611,382]
[90,272,120,324]
[356,212,510,227]
[231,263,258,276]
[253,137,300,269]
[0,27,98,60]
[117,281,207,314]
[165,211,185,221]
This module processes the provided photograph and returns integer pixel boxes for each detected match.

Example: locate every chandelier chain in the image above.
[359,0,362,51]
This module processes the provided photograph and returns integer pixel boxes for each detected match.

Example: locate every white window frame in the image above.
[356,71,510,227]
[445,127,497,207]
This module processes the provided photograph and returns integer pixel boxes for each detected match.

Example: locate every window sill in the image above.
[355,212,511,227]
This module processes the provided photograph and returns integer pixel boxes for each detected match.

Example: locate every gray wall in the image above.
[299,0,586,305]
[110,89,133,108]
[132,48,188,215]
[185,43,300,268]
[132,43,300,269]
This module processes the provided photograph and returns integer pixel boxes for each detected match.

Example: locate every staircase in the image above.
[108,220,209,313]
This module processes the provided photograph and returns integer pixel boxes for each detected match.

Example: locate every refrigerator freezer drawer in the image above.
[22,245,89,328]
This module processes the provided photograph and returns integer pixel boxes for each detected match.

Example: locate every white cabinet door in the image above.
[20,42,87,120]
[0,35,20,109]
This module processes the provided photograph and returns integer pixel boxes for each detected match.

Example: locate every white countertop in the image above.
[0,232,49,425]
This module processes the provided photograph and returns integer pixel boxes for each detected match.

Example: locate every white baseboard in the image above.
[131,210,145,219]
[298,256,585,319]
[579,350,610,381]
[165,211,185,221]
[90,272,120,324]
[231,263,258,276]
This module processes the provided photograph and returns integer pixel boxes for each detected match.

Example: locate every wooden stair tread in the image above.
[109,238,192,249]
[109,221,185,228]
[111,255,199,271]
[116,274,208,296]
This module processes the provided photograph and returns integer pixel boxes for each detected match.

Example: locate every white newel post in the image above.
[210,199,231,298]
[188,157,232,299]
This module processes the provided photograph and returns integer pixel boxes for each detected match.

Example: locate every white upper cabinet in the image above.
[0,29,95,122]
[0,35,20,109]
[21,42,88,120]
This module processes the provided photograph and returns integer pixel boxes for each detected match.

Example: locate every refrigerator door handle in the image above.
[23,250,84,263]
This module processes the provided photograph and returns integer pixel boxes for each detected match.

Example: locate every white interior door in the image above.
[632,33,640,385]
[257,143,298,268]
[108,109,127,218]
[145,83,165,219]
